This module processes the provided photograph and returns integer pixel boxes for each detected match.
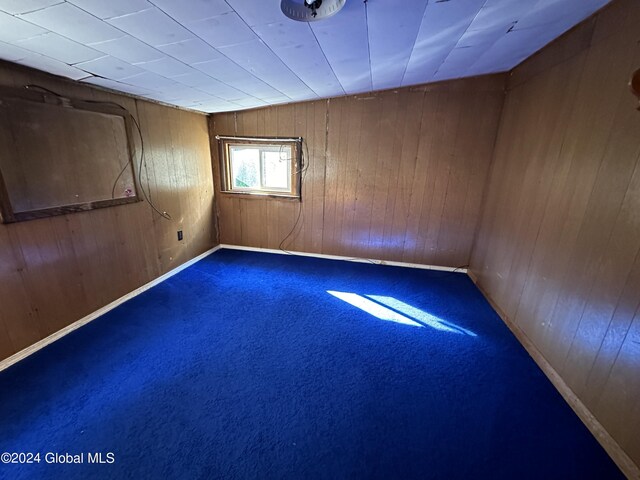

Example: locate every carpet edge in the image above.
[0,245,222,374]
[468,273,639,480]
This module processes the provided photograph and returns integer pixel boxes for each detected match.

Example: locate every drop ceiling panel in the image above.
[151,0,232,25]
[367,0,429,91]
[467,24,563,76]
[17,52,89,79]
[107,7,193,46]
[0,0,62,15]
[402,0,486,86]
[81,76,154,96]
[227,0,286,27]
[0,10,47,42]
[0,0,612,112]
[251,21,343,97]
[467,0,536,31]
[0,41,30,62]
[14,32,103,64]
[134,55,193,77]
[187,12,257,48]
[310,1,371,94]
[433,46,488,81]
[174,72,249,102]
[156,38,222,65]
[119,71,179,90]
[75,55,145,80]
[218,39,316,98]
[67,0,152,20]
[20,3,123,44]
[191,57,284,99]
[87,35,164,64]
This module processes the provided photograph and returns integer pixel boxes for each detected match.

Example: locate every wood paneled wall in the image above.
[0,61,217,363]
[210,75,505,267]
[470,0,640,472]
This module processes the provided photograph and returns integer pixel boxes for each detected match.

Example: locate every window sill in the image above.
[220,191,301,201]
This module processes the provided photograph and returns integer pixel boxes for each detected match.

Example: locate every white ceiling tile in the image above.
[402,0,485,87]
[260,95,289,104]
[150,86,212,103]
[251,21,343,97]
[20,2,124,44]
[0,40,32,61]
[469,25,561,75]
[75,55,145,80]
[310,1,371,94]
[156,38,221,64]
[171,70,251,102]
[88,35,164,64]
[170,69,216,88]
[0,0,613,113]
[0,10,47,42]
[81,75,154,96]
[367,0,429,91]
[16,52,90,80]
[434,46,486,80]
[226,0,285,27]
[232,98,267,108]
[119,70,178,90]
[467,0,534,32]
[192,80,251,102]
[514,0,609,31]
[107,7,193,46]
[134,55,192,77]
[251,20,308,50]
[269,44,342,98]
[190,99,240,113]
[187,12,257,48]
[192,57,285,99]
[458,26,509,48]
[219,39,315,98]
[0,0,62,15]
[68,0,152,20]
[151,0,231,24]
[14,32,103,64]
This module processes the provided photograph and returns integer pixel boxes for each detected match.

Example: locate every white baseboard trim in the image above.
[218,244,468,273]
[0,245,222,374]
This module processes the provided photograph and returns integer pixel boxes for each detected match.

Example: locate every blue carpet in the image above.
[0,249,623,479]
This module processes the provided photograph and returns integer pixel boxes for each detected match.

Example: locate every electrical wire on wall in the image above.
[278,138,311,254]
[24,84,172,221]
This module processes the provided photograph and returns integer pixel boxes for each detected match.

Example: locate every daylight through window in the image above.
[217,136,302,198]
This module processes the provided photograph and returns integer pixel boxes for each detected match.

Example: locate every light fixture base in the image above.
[281,0,346,22]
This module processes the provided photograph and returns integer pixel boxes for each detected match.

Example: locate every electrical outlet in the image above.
[177,230,183,241]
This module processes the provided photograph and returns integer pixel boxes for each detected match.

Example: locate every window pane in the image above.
[262,148,291,190]
[230,147,260,189]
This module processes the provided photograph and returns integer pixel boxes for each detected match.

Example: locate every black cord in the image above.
[25,84,171,220]
[278,139,310,253]
[425,264,470,279]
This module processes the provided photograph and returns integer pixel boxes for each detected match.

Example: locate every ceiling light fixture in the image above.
[280,0,346,22]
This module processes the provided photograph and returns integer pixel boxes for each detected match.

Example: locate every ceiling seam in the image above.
[219,0,320,100]
[431,0,489,80]
[364,0,373,92]
[143,1,296,105]
[307,22,346,96]
[462,0,545,77]
[10,3,255,109]
[399,0,431,88]
[145,1,293,102]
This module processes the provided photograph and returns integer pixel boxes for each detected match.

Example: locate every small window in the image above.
[217,135,302,198]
